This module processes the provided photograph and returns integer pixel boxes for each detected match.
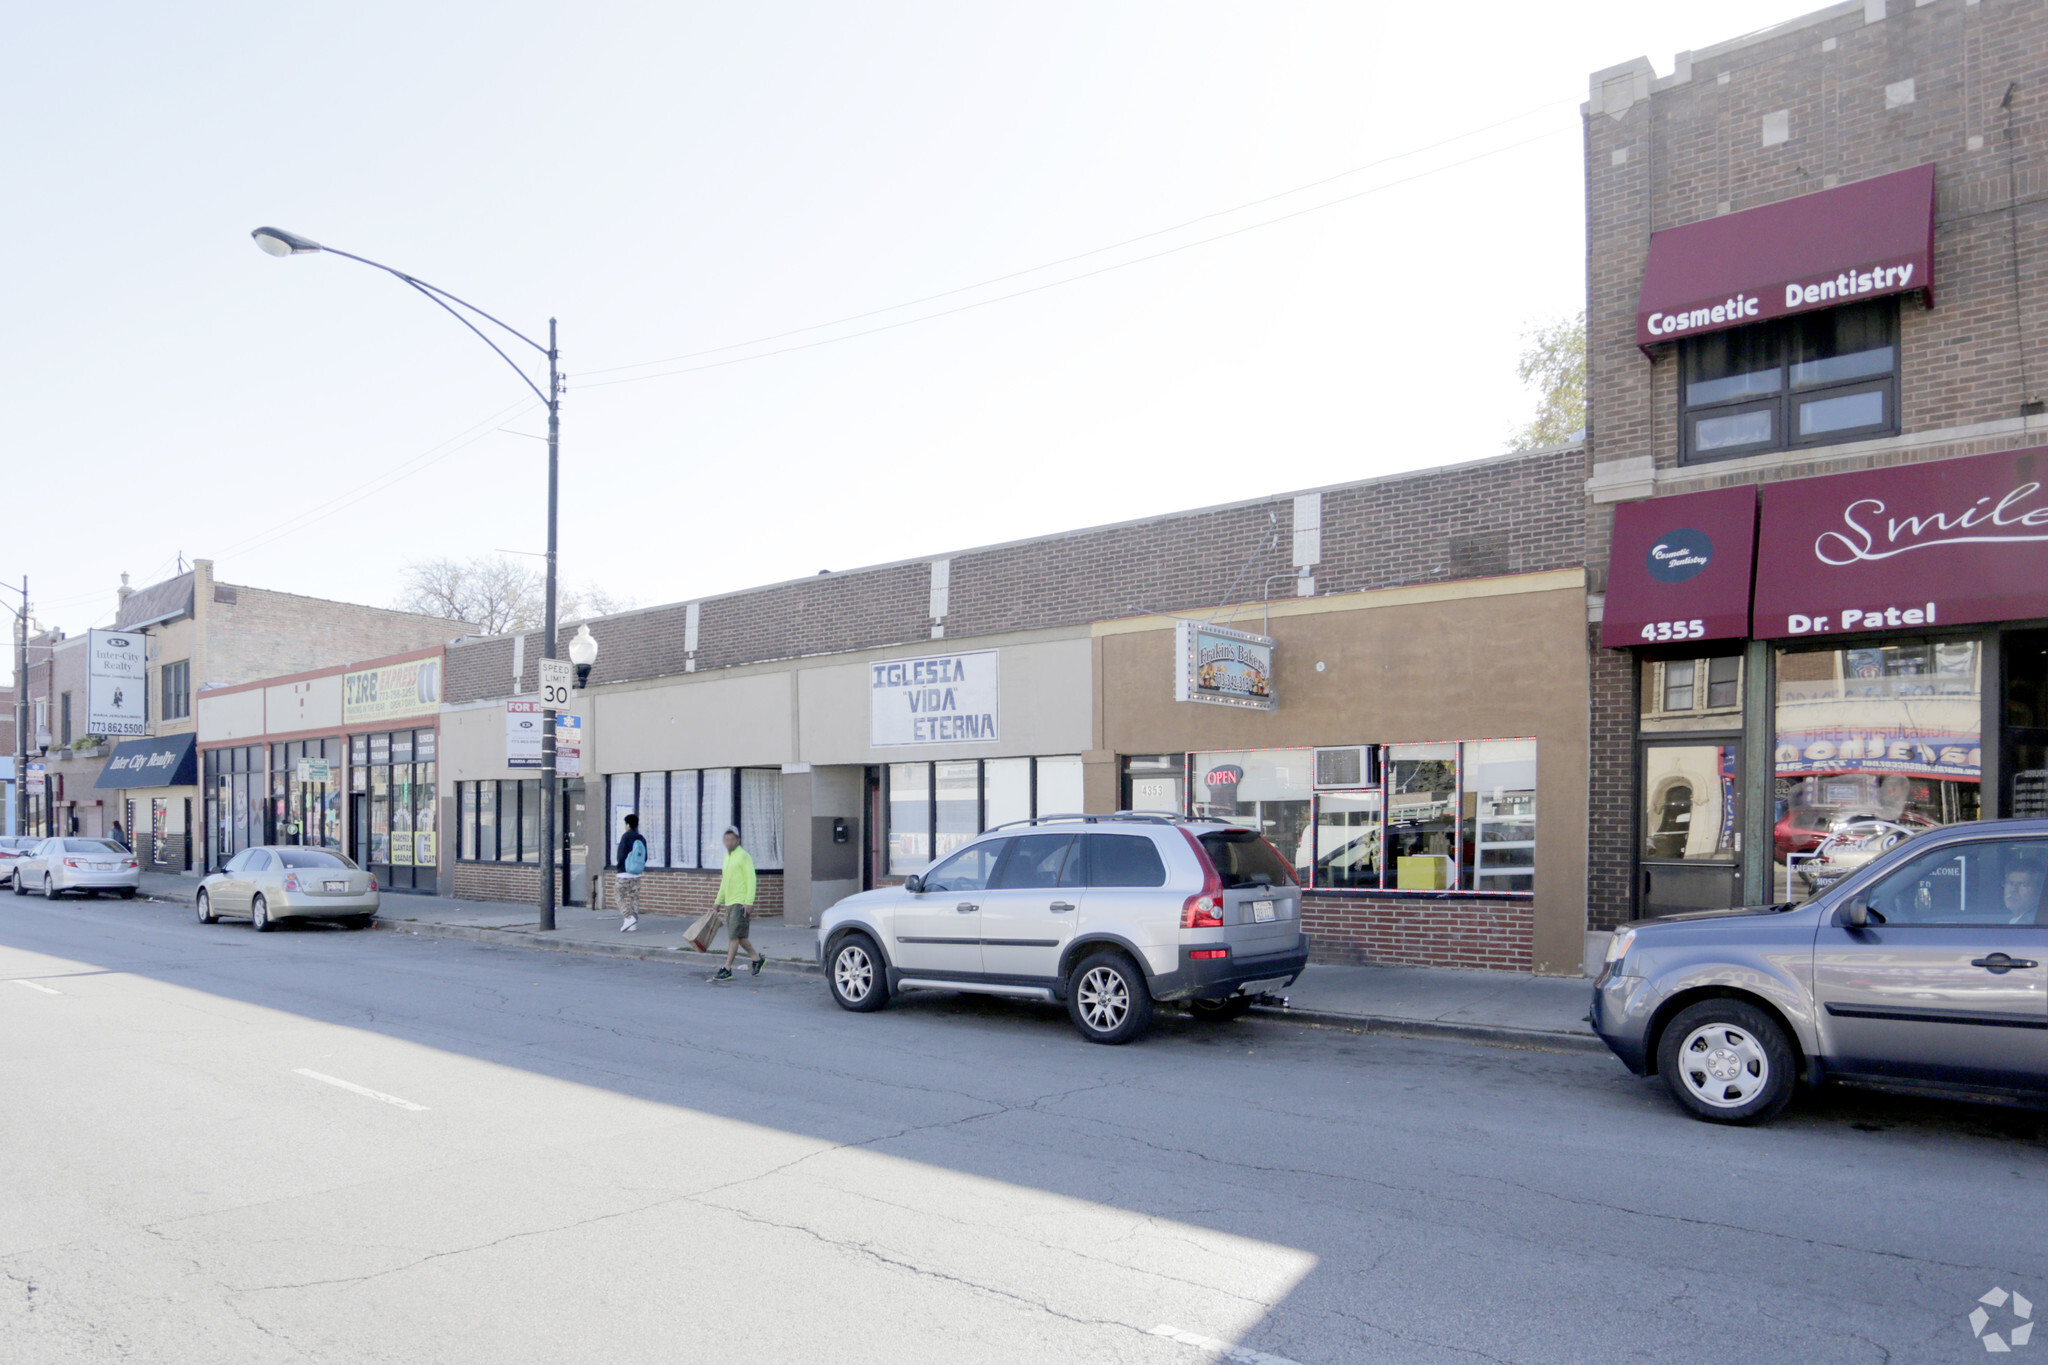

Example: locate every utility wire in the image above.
[575,109,1577,388]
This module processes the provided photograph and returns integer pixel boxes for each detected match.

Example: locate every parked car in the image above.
[1592,816,2048,1124]
[196,845,378,931]
[1793,815,1933,894]
[0,835,39,888]
[818,813,1310,1043]
[9,837,140,899]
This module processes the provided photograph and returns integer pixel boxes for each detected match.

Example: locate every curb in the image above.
[371,917,825,975]
[1249,1004,1608,1054]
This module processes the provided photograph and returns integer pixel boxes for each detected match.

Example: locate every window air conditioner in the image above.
[1313,745,1378,791]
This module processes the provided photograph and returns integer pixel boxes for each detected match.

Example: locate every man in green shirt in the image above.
[711,826,765,981]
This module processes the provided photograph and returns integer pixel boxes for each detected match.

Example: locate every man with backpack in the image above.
[615,813,648,931]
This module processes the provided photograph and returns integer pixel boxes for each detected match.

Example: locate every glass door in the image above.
[1639,740,1743,915]
[2006,629,2048,818]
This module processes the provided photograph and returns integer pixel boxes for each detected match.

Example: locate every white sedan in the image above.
[196,846,378,931]
[10,837,140,899]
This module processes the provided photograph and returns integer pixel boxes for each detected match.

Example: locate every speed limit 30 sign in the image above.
[538,658,574,709]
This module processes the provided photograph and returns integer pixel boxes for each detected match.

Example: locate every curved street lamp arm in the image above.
[395,276,551,406]
[316,246,550,356]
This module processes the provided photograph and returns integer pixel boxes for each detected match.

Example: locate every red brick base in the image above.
[452,862,546,903]
[1302,894,1533,972]
[600,870,785,918]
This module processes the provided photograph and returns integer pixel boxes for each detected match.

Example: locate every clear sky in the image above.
[6,0,1830,677]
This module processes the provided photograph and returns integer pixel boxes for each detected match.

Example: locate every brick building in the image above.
[20,560,468,873]
[1582,0,2048,923]
[444,443,1595,975]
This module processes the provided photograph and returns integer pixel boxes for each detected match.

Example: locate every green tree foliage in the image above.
[1509,312,1587,451]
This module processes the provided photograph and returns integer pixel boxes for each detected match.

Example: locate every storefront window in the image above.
[1190,749,1313,873]
[934,762,980,859]
[1036,756,1084,816]
[670,771,700,869]
[1462,739,1537,894]
[1773,640,1982,899]
[984,757,1031,829]
[888,763,930,875]
[639,773,667,866]
[1122,754,1185,814]
[1313,791,1383,888]
[459,784,475,861]
[700,768,733,862]
[739,769,784,871]
[477,782,498,860]
[1385,743,1457,890]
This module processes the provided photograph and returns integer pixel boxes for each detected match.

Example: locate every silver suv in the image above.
[818,814,1310,1043]
[1593,817,2048,1124]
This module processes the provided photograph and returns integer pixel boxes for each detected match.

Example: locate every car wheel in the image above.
[1067,950,1154,1045]
[117,889,137,900]
[347,915,375,931]
[827,933,890,1013]
[43,874,60,901]
[1188,996,1255,1023]
[1658,999,1796,1125]
[252,894,274,933]
[11,873,25,897]
[197,890,217,924]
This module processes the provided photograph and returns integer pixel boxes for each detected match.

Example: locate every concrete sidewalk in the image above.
[137,871,1601,1051]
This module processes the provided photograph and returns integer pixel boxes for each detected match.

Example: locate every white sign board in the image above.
[870,650,999,747]
[506,700,542,769]
[556,713,582,777]
[538,658,573,709]
[87,629,147,736]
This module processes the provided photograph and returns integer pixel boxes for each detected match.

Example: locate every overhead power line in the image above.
[575,120,1575,391]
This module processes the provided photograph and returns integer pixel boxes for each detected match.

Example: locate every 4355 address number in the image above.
[1640,619,1706,641]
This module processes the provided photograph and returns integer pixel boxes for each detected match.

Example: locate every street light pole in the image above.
[251,226,566,930]
[4,578,26,839]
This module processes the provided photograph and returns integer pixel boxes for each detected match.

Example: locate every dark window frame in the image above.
[1680,299,1901,465]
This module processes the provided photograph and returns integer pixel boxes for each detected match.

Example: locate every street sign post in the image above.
[538,658,573,710]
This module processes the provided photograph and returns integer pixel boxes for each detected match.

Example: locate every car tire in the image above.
[347,915,375,931]
[43,874,60,901]
[117,889,136,900]
[252,894,274,933]
[197,890,217,924]
[11,873,25,896]
[1658,999,1796,1125]
[1188,996,1255,1023]
[827,933,890,1013]
[1067,950,1154,1045]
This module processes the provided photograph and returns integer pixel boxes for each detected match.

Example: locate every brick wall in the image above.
[604,870,785,918]
[451,862,545,903]
[1302,895,1535,972]
[1582,0,2048,923]
[449,445,1587,703]
[204,571,462,692]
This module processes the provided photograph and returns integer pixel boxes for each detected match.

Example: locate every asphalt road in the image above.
[2,895,2043,1365]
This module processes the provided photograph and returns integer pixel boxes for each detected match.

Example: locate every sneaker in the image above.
[711,967,734,982]
[624,917,639,932]
[749,956,766,977]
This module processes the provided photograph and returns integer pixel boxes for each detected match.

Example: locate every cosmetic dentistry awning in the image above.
[1636,163,1936,351]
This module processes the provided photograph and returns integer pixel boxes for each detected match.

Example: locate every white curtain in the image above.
[740,769,784,870]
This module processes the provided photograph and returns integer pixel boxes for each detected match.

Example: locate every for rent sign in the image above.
[870,650,999,746]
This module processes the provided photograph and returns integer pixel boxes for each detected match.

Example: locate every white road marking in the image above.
[1149,1324,1302,1365]
[11,979,62,995]
[292,1068,428,1111]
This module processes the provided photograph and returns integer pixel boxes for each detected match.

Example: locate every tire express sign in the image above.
[343,657,443,726]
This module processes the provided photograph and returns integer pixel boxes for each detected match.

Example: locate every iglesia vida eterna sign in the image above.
[870,650,1000,746]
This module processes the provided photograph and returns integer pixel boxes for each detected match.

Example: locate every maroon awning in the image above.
[1636,164,1935,351]
[1601,486,1758,648]
[1753,446,2048,639]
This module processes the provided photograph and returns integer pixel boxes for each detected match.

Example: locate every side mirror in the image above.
[1842,897,1870,929]
[903,874,924,895]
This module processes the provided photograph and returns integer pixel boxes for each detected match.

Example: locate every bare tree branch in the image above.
[396,555,635,636]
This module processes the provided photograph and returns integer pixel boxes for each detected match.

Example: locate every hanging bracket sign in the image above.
[1174,621,1276,711]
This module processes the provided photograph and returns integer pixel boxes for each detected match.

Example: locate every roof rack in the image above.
[982,811,1207,833]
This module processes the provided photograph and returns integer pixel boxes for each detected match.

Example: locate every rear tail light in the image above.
[63,858,85,869]
[1189,948,1228,960]
[1181,893,1223,929]
[368,876,378,892]
[283,874,303,892]
[123,859,138,869]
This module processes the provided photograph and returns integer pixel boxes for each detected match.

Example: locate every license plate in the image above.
[93,863,116,872]
[1253,899,1276,923]
[325,880,348,892]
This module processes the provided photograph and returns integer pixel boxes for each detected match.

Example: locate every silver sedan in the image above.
[197,846,379,931]
[9,837,140,899]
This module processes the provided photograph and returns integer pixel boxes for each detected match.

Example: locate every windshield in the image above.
[63,839,125,854]
[276,848,356,870]
[1197,829,1298,889]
